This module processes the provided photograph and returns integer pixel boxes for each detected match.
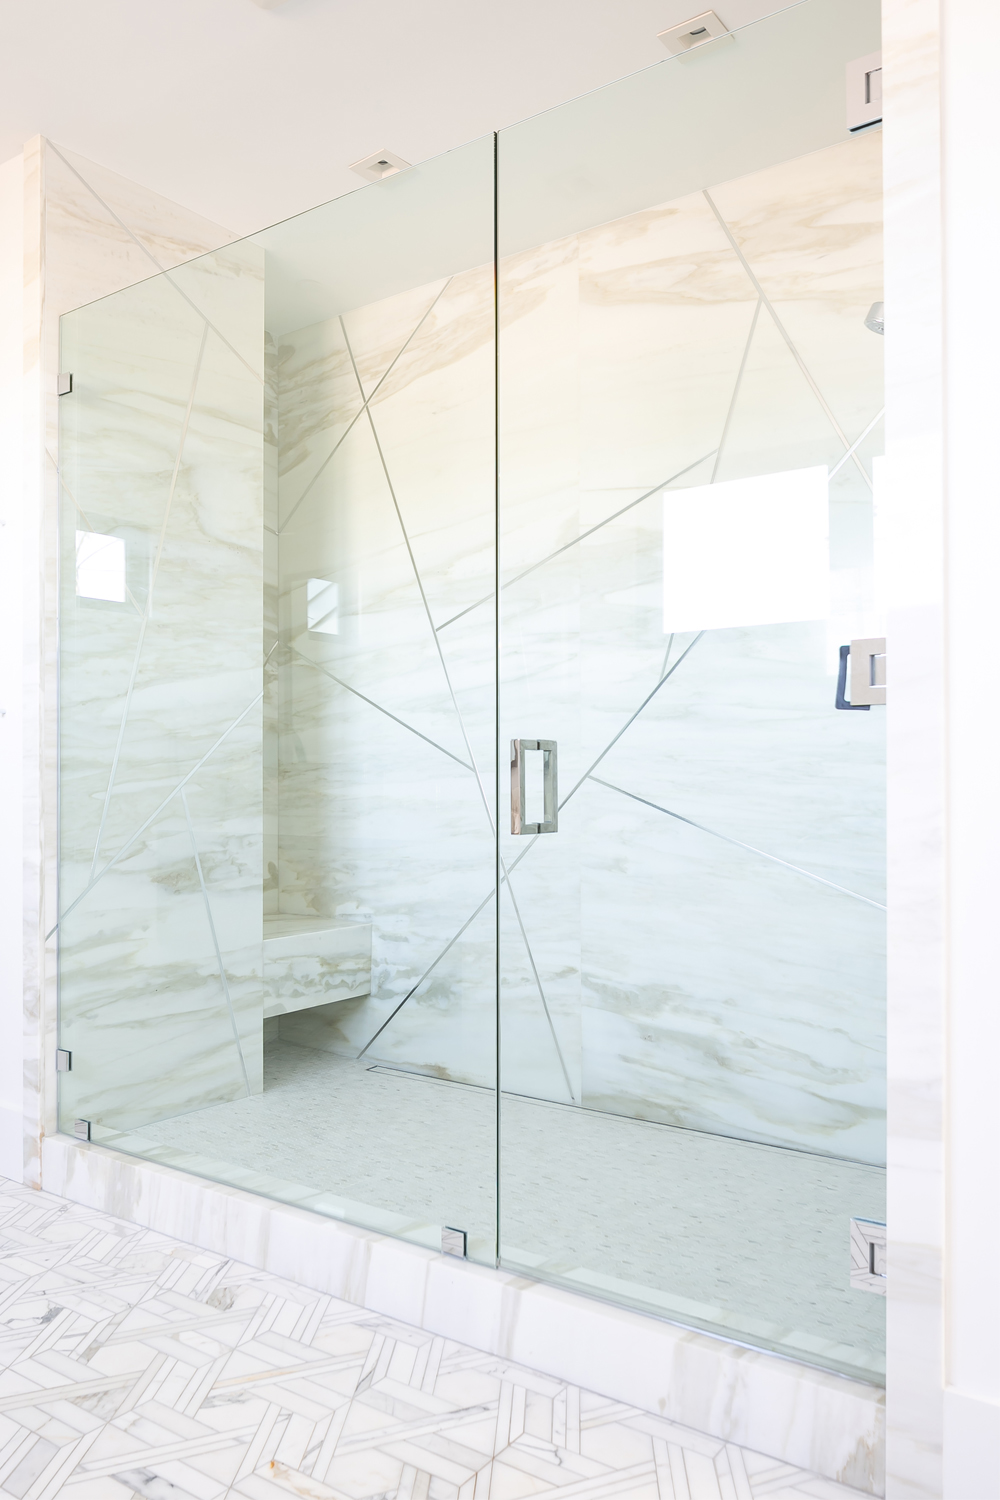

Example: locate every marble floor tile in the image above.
[0,1178,872,1499]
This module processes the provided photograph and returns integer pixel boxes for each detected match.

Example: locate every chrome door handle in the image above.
[511,739,558,834]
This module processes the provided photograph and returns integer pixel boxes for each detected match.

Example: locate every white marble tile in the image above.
[34,1145,885,1493]
[45,142,235,303]
[270,265,497,1090]
[706,132,884,465]
[492,139,885,1168]
[22,137,240,1194]
[21,137,50,1198]
[263,917,371,1017]
[53,180,265,1137]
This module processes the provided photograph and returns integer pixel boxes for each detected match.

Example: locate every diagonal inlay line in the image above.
[277,278,454,535]
[339,319,571,1091]
[356,888,497,1061]
[589,777,886,910]
[711,297,762,484]
[499,858,575,1102]
[828,406,885,480]
[89,321,210,881]
[181,789,251,1096]
[559,632,705,808]
[287,646,474,772]
[658,634,675,685]
[341,315,492,816]
[703,188,873,493]
[49,142,262,387]
[356,633,706,1061]
[49,671,269,940]
[436,449,716,634]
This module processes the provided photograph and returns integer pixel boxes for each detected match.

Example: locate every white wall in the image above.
[0,0,794,237]
[0,152,23,1179]
[941,0,1000,1491]
[882,0,1000,1493]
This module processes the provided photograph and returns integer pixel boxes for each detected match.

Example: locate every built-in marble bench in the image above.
[263,915,371,1019]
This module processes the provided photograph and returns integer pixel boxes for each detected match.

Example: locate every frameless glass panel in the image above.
[58,248,267,1139]
[497,0,886,1380]
[58,134,498,1264]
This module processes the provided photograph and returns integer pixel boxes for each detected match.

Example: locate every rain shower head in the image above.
[864,301,884,334]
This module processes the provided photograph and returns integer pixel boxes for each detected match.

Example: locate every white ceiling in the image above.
[1,0,783,236]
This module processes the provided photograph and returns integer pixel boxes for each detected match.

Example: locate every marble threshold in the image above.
[41,1134,885,1494]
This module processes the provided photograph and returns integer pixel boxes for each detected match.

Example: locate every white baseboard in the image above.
[41,1132,885,1493]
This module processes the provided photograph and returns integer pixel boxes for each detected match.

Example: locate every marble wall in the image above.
[20,138,239,1179]
[269,130,886,1167]
[0,154,24,1180]
[56,241,266,1133]
[270,265,498,1085]
[497,132,885,1165]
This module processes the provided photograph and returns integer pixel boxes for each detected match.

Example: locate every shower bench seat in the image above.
[262,915,371,1019]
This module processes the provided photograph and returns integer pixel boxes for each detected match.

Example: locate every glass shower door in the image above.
[57,135,499,1266]
[497,0,886,1381]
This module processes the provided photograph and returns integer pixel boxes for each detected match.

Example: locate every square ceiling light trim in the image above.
[349,149,411,183]
[658,10,731,55]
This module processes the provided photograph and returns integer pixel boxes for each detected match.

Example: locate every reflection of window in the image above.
[663,466,829,633]
[76,530,126,603]
[307,578,339,634]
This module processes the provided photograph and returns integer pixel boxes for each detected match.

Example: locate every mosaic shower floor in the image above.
[103,1042,885,1383]
[0,1176,872,1499]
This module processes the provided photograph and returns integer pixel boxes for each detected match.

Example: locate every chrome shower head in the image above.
[864,301,884,335]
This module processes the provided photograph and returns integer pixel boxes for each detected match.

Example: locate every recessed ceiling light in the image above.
[248,0,291,8]
[349,149,411,183]
[658,10,730,55]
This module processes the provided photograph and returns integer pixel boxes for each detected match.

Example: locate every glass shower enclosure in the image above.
[57,0,886,1384]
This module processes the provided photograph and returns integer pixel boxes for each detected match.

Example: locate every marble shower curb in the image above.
[41,1132,885,1494]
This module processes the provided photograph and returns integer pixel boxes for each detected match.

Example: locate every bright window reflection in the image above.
[663,466,829,633]
[75,530,126,603]
[307,578,339,634]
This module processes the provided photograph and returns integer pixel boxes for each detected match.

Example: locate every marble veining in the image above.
[53,121,887,1389]
[56,202,265,1134]
[265,131,885,1166]
[263,917,371,1018]
[0,1174,877,1499]
[24,136,238,1193]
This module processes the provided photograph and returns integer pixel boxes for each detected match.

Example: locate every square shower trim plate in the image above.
[40,1132,885,1493]
[851,1217,888,1296]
